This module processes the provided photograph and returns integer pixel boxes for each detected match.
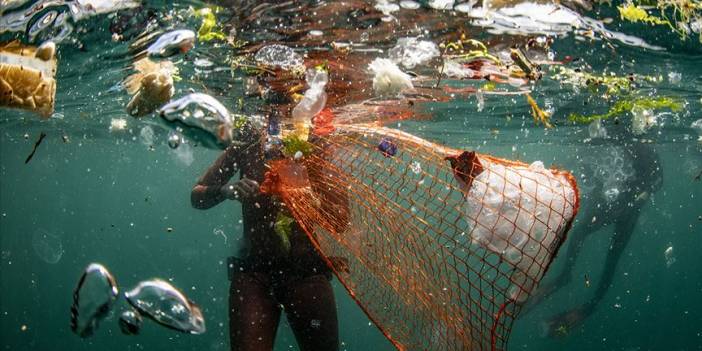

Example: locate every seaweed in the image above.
[567,96,682,123]
[526,94,553,128]
[551,66,659,97]
[616,0,702,42]
[193,7,227,42]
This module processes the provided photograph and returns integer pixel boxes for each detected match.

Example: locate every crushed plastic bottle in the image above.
[70,263,119,338]
[254,44,303,71]
[388,37,440,69]
[159,93,239,146]
[124,279,206,334]
[291,69,328,139]
[146,30,196,58]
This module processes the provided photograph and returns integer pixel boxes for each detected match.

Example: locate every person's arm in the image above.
[191,144,259,209]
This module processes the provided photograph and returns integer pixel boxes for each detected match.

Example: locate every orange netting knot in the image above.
[259,159,311,196]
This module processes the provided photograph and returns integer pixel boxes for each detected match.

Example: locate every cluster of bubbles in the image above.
[70,263,205,338]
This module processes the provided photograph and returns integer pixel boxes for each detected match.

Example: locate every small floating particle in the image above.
[109,118,127,131]
[166,227,173,233]
[20,325,27,331]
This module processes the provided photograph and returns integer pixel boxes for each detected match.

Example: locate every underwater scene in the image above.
[1,0,701,350]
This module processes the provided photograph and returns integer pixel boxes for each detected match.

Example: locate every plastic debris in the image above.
[124,279,206,334]
[664,245,676,267]
[377,137,397,157]
[588,119,608,139]
[110,118,127,131]
[388,37,440,69]
[146,30,196,58]
[0,41,57,118]
[254,44,303,71]
[630,106,657,135]
[368,58,414,97]
[399,0,421,9]
[70,263,119,338]
[454,1,478,13]
[428,0,455,10]
[31,227,63,263]
[159,93,244,146]
[119,309,143,335]
[375,0,400,15]
[291,69,328,139]
[124,58,176,117]
[464,159,577,302]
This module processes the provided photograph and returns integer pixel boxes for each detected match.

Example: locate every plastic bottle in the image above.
[291,69,328,140]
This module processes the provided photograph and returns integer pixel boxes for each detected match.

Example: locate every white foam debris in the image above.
[630,107,657,135]
[109,118,127,131]
[664,245,676,267]
[368,58,414,97]
[464,158,576,302]
[388,37,440,69]
[588,119,608,139]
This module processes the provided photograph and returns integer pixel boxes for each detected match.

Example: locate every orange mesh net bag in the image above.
[261,123,579,351]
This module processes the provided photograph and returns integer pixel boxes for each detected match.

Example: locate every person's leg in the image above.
[229,271,282,351]
[278,274,339,351]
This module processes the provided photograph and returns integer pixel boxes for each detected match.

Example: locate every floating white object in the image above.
[388,37,440,69]
[368,58,414,97]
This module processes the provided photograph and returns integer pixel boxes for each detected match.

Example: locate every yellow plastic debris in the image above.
[0,41,57,118]
[124,57,175,117]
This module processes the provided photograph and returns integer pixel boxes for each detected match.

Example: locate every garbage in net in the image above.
[261,123,579,351]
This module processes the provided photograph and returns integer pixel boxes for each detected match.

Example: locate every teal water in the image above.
[1,1,702,350]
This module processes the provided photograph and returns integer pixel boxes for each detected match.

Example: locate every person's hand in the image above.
[221,178,260,202]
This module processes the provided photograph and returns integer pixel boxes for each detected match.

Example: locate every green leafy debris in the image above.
[568,96,683,124]
[282,134,314,157]
[274,213,294,254]
[194,7,227,42]
[552,66,660,97]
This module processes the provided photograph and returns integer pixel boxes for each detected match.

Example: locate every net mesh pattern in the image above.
[262,124,579,351]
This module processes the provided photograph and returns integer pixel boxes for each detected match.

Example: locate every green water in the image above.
[1,0,702,350]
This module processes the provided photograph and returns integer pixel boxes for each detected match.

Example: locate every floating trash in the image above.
[159,93,244,146]
[31,228,64,264]
[0,41,57,118]
[125,279,206,334]
[427,0,454,10]
[146,30,196,58]
[124,58,176,117]
[119,309,143,335]
[664,245,676,267]
[399,0,421,10]
[368,58,414,97]
[70,263,119,338]
[388,37,440,69]
[378,137,397,157]
[254,44,303,71]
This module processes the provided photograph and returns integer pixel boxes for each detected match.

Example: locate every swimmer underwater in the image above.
[191,55,343,351]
